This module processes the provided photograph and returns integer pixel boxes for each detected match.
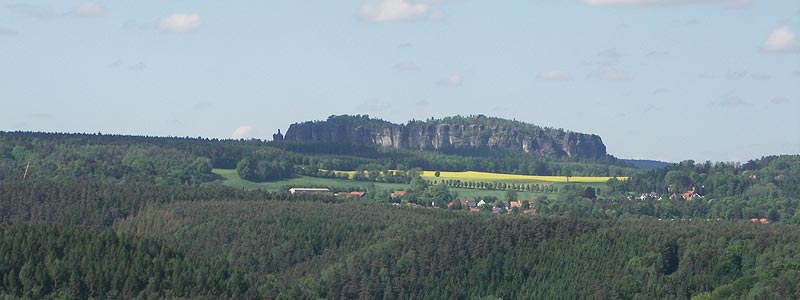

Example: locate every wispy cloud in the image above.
[7,4,58,20]
[598,48,624,60]
[719,70,771,80]
[123,20,151,32]
[724,70,749,80]
[537,70,572,81]
[358,100,393,112]
[713,95,751,108]
[0,27,19,37]
[762,26,800,53]
[646,50,669,57]
[29,113,53,119]
[589,69,630,81]
[437,74,463,86]
[74,3,107,17]
[770,96,791,105]
[583,0,752,7]
[159,13,202,33]
[358,0,432,22]
[653,88,669,94]
[393,62,420,71]
[595,49,624,68]
[231,126,255,139]
[191,102,213,111]
[108,59,123,68]
[128,62,147,71]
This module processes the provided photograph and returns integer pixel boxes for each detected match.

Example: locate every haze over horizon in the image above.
[1,0,798,163]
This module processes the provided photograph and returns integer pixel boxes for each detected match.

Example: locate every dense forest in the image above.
[1,130,799,299]
[0,130,635,184]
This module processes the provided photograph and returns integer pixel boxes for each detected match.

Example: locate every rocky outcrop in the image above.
[283,115,607,159]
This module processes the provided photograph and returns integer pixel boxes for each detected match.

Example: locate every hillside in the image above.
[281,115,608,160]
[1,130,799,299]
[623,159,672,170]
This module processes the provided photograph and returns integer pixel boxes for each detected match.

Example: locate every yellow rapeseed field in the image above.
[421,171,625,183]
[328,169,625,184]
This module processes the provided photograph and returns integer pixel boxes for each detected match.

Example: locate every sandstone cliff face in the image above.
[283,116,607,159]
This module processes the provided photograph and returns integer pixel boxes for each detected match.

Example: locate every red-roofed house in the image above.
[348,191,366,198]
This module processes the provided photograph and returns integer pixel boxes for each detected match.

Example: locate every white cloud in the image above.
[770,96,791,105]
[583,0,752,6]
[358,100,393,112]
[75,3,106,17]
[589,69,630,81]
[537,70,571,81]
[231,126,255,139]
[653,88,669,94]
[646,50,669,57]
[7,4,58,20]
[0,27,19,37]
[437,74,463,86]
[358,0,430,22]
[128,62,147,71]
[108,59,122,68]
[762,26,800,53]
[429,10,446,21]
[713,95,751,107]
[597,48,623,59]
[159,13,202,33]
[393,62,420,71]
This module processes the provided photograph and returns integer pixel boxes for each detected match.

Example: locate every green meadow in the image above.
[212,169,607,200]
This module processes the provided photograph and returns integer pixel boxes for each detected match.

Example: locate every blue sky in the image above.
[1,0,798,162]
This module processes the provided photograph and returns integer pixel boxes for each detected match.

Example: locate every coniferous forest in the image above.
[1,130,800,300]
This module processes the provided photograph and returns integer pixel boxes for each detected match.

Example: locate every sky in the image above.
[1,0,798,163]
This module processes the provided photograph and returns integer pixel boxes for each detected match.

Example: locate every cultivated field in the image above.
[331,169,623,184]
[213,169,567,199]
[212,169,407,191]
[420,170,625,184]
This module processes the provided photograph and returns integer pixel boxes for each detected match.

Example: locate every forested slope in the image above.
[114,200,800,300]
[1,131,798,300]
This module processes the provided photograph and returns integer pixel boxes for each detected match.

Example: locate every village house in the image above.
[391,190,407,198]
[289,188,332,195]
[348,191,366,198]
[681,188,703,201]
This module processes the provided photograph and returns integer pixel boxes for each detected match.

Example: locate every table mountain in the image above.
[281,115,607,159]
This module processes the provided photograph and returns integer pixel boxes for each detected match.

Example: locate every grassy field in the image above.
[213,169,407,191]
[212,169,599,200]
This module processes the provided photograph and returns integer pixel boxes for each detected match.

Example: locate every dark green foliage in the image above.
[236,148,296,182]
[0,140,214,185]
[114,201,800,299]
[599,155,800,222]
[0,180,336,227]
[2,130,800,300]
[0,224,254,299]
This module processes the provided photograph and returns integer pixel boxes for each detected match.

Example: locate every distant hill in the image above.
[281,115,608,160]
[623,159,671,170]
